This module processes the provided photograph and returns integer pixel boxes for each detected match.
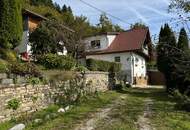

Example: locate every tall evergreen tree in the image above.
[0,0,23,49]
[54,2,61,13]
[157,24,177,92]
[0,0,11,48]
[178,28,189,50]
[9,0,23,48]
[62,5,68,13]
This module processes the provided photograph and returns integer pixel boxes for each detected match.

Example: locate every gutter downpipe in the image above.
[131,52,134,85]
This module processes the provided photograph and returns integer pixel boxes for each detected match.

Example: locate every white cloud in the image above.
[128,7,149,25]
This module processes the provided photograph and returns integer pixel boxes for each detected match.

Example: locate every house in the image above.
[84,28,153,85]
[15,9,47,60]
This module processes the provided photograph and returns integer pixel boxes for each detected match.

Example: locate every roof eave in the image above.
[23,9,48,20]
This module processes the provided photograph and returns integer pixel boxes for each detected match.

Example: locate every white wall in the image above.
[132,53,146,77]
[84,35,116,51]
[15,31,28,53]
[87,52,131,70]
[86,52,147,84]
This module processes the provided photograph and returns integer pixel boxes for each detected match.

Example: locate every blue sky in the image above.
[53,0,184,39]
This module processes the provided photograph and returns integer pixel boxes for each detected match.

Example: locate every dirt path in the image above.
[136,99,155,130]
[74,95,126,130]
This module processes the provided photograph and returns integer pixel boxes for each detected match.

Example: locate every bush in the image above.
[0,49,17,62]
[9,62,42,77]
[38,54,76,70]
[28,77,41,85]
[173,90,190,112]
[0,59,8,73]
[86,58,121,72]
[73,65,88,72]
[7,98,20,111]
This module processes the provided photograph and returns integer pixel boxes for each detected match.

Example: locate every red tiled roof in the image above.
[87,28,150,55]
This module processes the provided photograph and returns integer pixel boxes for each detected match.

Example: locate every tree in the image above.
[61,5,75,27]
[157,24,177,92]
[0,0,23,49]
[98,13,113,33]
[30,0,54,7]
[29,21,58,56]
[54,2,61,13]
[61,5,68,13]
[29,20,76,57]
[169,0,190,12]
[130,22,147,29]
[178,28,189,50]
[97,13,124,33]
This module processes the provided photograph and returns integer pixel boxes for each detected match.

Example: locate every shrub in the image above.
[0,59,8,73]
[38,54,76,70]
[7,98,20,111]
[0,49,17,62]
[173,90,190,112]
[9,62,42,77]
[114,84,123,91]
[86,58,121,72]
[73,65,88,72]
[28,77,41,85]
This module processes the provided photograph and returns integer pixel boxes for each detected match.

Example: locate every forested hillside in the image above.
[23,0,124,38]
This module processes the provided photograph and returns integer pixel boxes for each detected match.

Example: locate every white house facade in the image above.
[84,28,152,85]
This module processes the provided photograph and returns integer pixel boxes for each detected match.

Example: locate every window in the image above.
[91,40,100,49]
[115,56,121,62]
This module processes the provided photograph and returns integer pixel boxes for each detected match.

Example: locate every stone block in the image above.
[9,124,25,130]
[1,79,13,85]
[0,73,7,79]
[17,77,27,84]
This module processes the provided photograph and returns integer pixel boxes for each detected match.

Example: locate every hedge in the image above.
[86,58,121,72]
[9,62,42,77]
[37,54,76,70]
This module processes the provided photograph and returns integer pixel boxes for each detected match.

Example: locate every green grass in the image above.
[0,91,120,130]
[26,91,120,130]
[95,88,146,130]
[94,88,190,130]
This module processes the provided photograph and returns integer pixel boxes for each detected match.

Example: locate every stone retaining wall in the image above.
[0,71,109,122]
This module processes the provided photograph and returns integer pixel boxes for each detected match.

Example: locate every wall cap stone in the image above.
[84,71,109,74]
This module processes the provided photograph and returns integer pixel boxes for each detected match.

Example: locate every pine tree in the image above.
[157,24,177,92]
[178,28,189,50]
[54,2,61,13]
[62,5,68,13]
